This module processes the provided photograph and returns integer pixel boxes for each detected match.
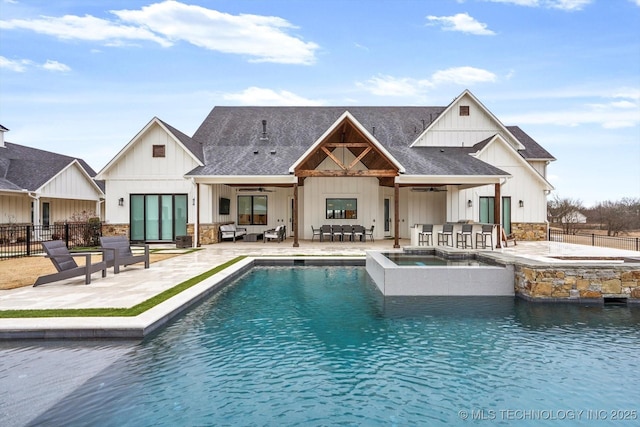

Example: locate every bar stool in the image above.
[475,224,494,250]
[456,224,473,248]
[437,223,454,246]
[418,224,433,246]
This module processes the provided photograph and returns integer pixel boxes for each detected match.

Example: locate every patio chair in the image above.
[100,236,150,274]
[311,225,321,242]
[418,224,433,246]
[352,225,366,242]
[437,223,454,246]
[320,225,332,242]
[264,225,286,243]
[456,224,473,249]
[33,240,107,287]
[341,225,354,242]
[475,224,495,250]
[365,225,375,242]
[331,225,344,242]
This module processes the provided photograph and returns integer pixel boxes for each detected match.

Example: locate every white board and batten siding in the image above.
[100,122,200,224]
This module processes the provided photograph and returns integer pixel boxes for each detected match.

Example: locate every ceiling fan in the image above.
[237,187,274,192]
[410,187,447,192]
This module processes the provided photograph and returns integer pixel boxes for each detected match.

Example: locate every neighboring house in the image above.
[0,125,105,229]
[96,90,555,247]
[561,210,588,224]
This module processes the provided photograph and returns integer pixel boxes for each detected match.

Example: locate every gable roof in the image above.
[411,89,525,151]
[0,142,102,193]
[187,105,510,179]
[97,117,204,178]
[507,126,556,161]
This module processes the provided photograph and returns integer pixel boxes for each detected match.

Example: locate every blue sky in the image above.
[1,0,639,207]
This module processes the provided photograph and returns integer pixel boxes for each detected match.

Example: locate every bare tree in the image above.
[595,197,640,236]
[547,194,584,234]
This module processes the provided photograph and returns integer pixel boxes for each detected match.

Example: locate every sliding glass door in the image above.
[130,194,187,242]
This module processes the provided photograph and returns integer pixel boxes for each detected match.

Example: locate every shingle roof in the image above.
[507,126,555,160]
[0,142,101,192]
[158,119,204,163]
[188,106,514,177]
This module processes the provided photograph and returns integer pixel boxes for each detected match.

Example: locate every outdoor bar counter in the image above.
[410,223,499,249]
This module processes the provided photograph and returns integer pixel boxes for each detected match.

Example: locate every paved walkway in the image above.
[0,239,638,339]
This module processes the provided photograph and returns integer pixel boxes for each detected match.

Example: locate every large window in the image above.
[326,198,357,219]
[130,194,187,242]
[237,195,267,225]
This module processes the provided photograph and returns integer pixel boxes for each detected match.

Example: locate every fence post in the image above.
[26,225,31,256]
[592,233,595,247]
[64,223,70,248]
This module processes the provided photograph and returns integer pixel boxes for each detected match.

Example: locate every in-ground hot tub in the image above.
[366,249,514,296]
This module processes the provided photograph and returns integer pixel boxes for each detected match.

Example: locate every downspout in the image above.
[194,179,200,248]
[26,191,40,241]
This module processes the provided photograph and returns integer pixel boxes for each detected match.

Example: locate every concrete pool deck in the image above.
[1,239,639,339]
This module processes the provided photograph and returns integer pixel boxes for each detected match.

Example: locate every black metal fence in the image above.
[549,229,640,252]
[0,223,102,260]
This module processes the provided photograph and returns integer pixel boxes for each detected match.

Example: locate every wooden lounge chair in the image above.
[34,240,107,287]
[100,236,149,274]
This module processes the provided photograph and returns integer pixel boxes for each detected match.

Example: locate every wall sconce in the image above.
[519,200,524,208]
[467,200,473,208]
[118,197,124,207]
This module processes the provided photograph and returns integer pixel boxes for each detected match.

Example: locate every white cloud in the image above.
[42,60,71,72]
[484,0,592,10]
[502,96,640,129]
[0,1,319,65]
[426,13,495,36]
[222,87,325,105]
[431,66,498,85]
[0,56,31,72]
[0,14,170,46]
[357,67,497,98]
[633,0,640,6]
[0,55,70,72]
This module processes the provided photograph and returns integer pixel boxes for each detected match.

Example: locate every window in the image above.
[152,145,166,157]
[130,194,187,242]
[479,197,495,224]
[237,195,267,225]
[326,198,357,219]
[459,105,470,116]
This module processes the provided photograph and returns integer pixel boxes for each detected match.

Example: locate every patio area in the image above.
[0,238,638,339]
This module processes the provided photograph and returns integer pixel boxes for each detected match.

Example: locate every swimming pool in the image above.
[7,266,640,426]
[382,252,486,266]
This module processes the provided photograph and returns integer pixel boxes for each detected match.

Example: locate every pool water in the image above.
[382,252,485,267]
[24,267,640,426]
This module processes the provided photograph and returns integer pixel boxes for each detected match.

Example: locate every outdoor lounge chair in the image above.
[100,236,149,274]
[33,240,107,287]
[263,225,286,243]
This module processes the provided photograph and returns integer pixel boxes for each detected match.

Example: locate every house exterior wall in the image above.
[40,164,101,201]
[0,194,31,224]
[100,123,200,224]
[414,94,517,149]
[401,189,447,238]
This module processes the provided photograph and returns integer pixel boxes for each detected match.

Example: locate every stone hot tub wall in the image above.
[514,261,640,303]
